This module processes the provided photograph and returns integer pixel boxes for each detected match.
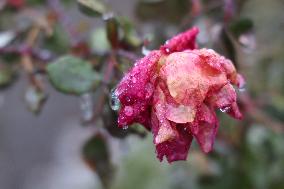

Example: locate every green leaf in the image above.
[229,18,254,37]
[77,0,108,17]
[90,27,111,53]
[43,25,70,54]
[83,134,114,188]
[0,65,15,88]
[118,17,142,48]
[47,55,100,95]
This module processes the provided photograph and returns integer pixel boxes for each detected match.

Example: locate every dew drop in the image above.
[238,87,246,92]
[165,48,171,53]
[238,84,246,92]
[109,88,121,111]
[122,125,129,130]
[220,106,231,113]
[125,96,131,103]
[142,46,151,56]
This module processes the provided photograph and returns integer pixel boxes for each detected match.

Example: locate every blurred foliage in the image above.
[47,55,101,95]
[83,134,114,188]
[0,0,284,189]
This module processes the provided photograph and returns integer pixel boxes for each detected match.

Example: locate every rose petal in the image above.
[190,104,219,153]
[152,84,178,144]
[166,104,196,123]
[227,102,243,120]
[155,126,193,163]
[207,83,236,108]
[160,50,227,107]
[116,50,162,128]
[160,27,199,54]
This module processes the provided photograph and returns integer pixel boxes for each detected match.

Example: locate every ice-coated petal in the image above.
[116,50,162,128]
[114,27,245,163]
[227,102,243,120]
[189,104,219,153]
[152,83,178,144]
[166,104,196,123]
[155,127,193,163]
[116,50,161,102]
[151,83,193,162]
[190,48,244,88]
[207,83,242,119]
[207,83,236,109]
[194,122,218,153]
[160,50,227,108]
[160,27,199,54]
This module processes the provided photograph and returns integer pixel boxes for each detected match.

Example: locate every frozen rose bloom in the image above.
[114,27,244,163]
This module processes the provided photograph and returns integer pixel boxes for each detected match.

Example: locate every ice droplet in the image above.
[220,106,231,113]
[109,88,121,111]
[122,125,128,130]
[238,85,246,92]
[80,93,94,122]
[142,46,151,56]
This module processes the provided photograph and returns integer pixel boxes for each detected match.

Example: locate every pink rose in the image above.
[114,27,244,163]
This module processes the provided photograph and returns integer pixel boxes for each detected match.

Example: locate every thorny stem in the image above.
[89,52,118,125]
[20,25,44,91]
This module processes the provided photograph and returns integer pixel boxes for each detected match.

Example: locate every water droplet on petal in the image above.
[165,48,171,53]
[220,106,231,113]
[109,88,120,111]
